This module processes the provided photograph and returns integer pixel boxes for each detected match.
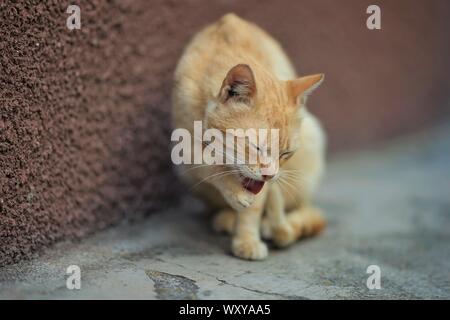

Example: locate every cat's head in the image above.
[205,64,323,194]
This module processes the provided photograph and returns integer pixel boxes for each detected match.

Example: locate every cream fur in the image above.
[172,13,326,260]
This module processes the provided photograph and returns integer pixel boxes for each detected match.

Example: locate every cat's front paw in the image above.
[232,237,268,260]
[236,191,255,208]
[223,190,255,211]
[271,222,295,248]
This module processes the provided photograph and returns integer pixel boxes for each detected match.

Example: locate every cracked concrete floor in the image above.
[1,124,450,299]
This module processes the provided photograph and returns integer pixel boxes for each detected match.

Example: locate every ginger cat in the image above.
[172,13,326,260]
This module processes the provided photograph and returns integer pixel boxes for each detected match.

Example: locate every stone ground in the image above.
[1,124,449,300]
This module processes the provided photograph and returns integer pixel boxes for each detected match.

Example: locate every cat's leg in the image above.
[212,209,236,235]
[286,205,326,240]
[263,184,295,247]
[231,189,268,260]
[192,166,267,259]
[211,181,325,246]
[212,194,296,247]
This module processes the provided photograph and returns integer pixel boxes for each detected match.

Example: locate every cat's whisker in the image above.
[195,136,259,166]
[280,170,312,183]
[200,140,239,164]
[280,172,310,184]
[280,174,308,195]
[276,178,300,207]
[282,169,311,176]
[189,169,241,191]
[281,172,305,190]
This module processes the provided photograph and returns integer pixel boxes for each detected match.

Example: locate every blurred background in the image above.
[1,0,449,267]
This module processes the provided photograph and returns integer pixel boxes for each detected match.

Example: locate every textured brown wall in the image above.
[1,0,449,265]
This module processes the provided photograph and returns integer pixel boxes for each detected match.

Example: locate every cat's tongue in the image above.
[241,177,265,195]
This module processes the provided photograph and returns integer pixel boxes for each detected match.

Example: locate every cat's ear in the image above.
[218,64,256,105]
[288,73,324,105]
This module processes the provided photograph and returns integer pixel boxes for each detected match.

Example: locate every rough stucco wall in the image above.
[1,0,449,266]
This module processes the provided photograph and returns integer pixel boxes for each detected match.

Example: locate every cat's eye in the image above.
[280,151,294,160]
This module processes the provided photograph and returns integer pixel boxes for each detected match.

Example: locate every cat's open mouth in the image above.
[239,175,265,195]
